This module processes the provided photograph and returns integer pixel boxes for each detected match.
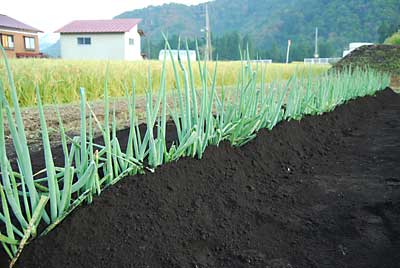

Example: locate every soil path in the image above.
[6,89,400,268]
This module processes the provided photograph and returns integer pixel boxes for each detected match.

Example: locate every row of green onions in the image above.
[0,41,390,266]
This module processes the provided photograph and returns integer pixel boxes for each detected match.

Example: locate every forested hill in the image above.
[115,0,400,60]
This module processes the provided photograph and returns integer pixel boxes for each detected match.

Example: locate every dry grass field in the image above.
[0,58,329,107]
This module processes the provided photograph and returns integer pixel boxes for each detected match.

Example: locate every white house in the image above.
[55,19,143,60]
[158,49,197,61]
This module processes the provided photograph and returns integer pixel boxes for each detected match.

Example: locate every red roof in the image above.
[0,14,42,33]
[55,19,141,33]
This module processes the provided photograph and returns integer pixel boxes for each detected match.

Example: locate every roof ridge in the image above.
[55,18,141,34]
[0,14,42,32]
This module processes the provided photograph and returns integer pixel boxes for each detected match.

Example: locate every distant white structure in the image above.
[342,42,373,57]
[304,58,341,64]
[158,50,197,61]
[56,19,143,60]
[252,59,273,64]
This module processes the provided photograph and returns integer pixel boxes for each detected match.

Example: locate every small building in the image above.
[0,14,43,58]
[158,49,197,61]
[55,19,143,60]
[343,42,373,57]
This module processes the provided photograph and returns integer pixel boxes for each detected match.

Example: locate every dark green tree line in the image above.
[143,32,338,62]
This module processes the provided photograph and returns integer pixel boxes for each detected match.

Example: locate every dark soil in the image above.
[4,89,400,268]
[333,44,400,76]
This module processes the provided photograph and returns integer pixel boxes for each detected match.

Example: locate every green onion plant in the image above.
[0,40,390,266]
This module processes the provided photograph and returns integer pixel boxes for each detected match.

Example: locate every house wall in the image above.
[60,33,125,60]
[0,28,39,58]
[124,25,142,60]
[60,31,142,60]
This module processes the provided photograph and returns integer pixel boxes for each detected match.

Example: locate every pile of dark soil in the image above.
[333,44,400,76]
[2,89,400,268]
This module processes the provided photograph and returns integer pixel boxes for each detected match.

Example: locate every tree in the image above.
[384,31,400,45]
[241,34,255,59]
[319,40,336,58]
[378,21,399,43]
[269,43,284,62]
[213,32,241,60]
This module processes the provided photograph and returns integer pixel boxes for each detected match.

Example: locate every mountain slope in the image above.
[116,0,400,56]
[42,40,61,58]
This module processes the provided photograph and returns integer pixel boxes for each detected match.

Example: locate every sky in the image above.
[2,0,209,36]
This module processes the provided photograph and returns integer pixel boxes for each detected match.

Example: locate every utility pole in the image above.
[314,27,319,58]
[205,3,212,61]
[286,39,291,64]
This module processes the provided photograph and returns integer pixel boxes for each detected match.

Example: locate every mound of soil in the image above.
[333,44,400,76]
[3,89,400,268]
[333,44,400,90]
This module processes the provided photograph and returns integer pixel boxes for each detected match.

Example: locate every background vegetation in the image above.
[384,31,400,45]
[115,0,400,60]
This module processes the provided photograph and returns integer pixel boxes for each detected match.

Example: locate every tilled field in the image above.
[3,88,399,268]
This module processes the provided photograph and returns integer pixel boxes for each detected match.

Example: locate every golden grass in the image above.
[0,59,330,107]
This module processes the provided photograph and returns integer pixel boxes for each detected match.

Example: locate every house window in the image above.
[77,37,91,45]
[129,38,134,45]
[1,34,14,49]
[24,36,35,50]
